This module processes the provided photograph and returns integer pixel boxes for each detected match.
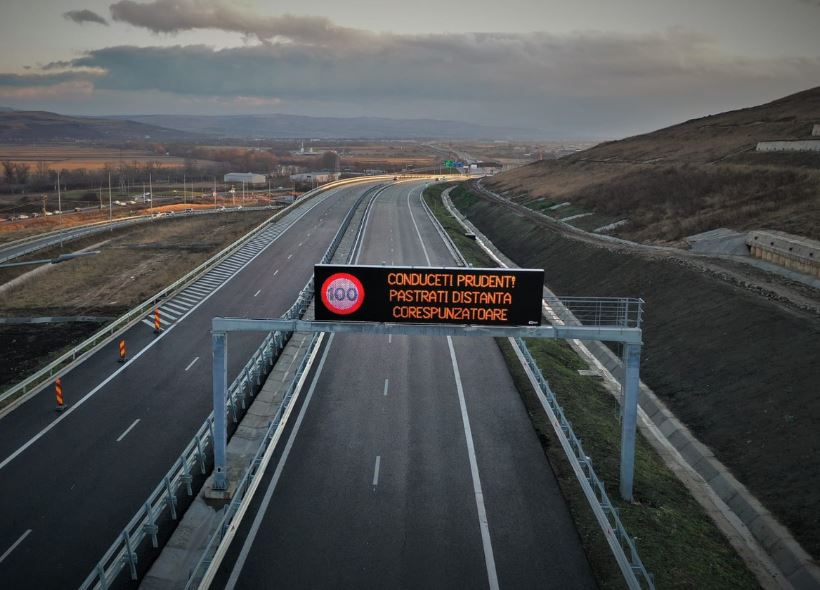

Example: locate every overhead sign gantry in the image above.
[211,265,644,504]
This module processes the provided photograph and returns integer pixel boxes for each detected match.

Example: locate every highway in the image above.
[212,181,594,588]
[0,181,380,588]
[0,206,274,265]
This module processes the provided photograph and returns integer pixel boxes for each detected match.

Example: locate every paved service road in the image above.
[0,182,380,589]
[215,181,595,589]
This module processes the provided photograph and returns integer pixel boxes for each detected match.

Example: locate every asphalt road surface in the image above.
[0,206,269,265]
[0,181,380,589]
[213,180,595,589]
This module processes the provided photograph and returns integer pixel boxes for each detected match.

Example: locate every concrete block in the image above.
[787,564,820,590]
[667,427,690,451]
[658,418,679,438]
[707,472,739,504]
[748,513,785,553]
[677,439,710,467]
[690,456,720,482]
[770,538,804,577]
[726,490,761,526]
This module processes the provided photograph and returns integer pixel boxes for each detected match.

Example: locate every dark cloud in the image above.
[0,71,96,87]
[109,0,367,46]
[63,9,109,25]
[5,2,819,134]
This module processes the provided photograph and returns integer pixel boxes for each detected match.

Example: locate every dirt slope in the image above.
[485,87,820,243]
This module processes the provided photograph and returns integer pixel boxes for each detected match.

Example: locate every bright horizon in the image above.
[1,0,819,138]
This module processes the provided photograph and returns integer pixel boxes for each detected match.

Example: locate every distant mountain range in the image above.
[108,113,548,140]
[0,109,198,141]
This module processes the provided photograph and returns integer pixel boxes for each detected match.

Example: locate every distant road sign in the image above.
[315,264,544,326]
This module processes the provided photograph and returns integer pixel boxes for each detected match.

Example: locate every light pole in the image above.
[57,169,63,247]
[108,172,113,231]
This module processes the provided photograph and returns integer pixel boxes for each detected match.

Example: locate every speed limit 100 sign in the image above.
[320,272,365,315]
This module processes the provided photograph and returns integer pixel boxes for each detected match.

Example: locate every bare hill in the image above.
[486,86,820,243]
[0,110,199,142]
[113,113,547,140]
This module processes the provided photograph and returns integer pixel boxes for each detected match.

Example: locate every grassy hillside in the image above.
[486,86,820,243]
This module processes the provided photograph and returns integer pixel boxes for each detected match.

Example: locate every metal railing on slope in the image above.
[184,184,389,589]
[78,183,384,590]
[513,339,654,589]
[0,181,364,412]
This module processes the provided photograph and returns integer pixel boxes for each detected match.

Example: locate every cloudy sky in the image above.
[0,0,818,137]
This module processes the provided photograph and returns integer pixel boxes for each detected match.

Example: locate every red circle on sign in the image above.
[321,272,365,315]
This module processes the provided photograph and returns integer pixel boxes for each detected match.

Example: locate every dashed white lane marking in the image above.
[287,254,293,260]
[383,378,389,396]
[115,419,141,443]
[372,455,381,487]
[185,357,200,371]
[298,242,303,247]
[0,529,32,564]
[273,269,279,276]
[388,334,392,344]
[254,289,261,297]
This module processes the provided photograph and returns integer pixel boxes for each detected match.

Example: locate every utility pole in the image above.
[183,174,186,206]
[57,169,63,247]
[149,173,153,216]
[108,172,113,230]
[213,176,217,207]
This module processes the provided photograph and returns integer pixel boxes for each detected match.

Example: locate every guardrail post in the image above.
[619,342,641,502]
[212,330,228,490]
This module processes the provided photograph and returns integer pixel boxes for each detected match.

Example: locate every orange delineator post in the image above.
[55,378,64,411]
[118,339,126,362]
[153,308,161,334]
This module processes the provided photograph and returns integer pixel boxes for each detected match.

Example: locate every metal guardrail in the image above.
[78,182,383,590]
[0,206,278,264]
[0,182,362,413]
[546,297,643,329]
[185,331,323,590]
[432,184,653,588]
[184,184,385,589]
[513,338,654,589]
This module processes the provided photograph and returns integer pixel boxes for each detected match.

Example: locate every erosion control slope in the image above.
[449,184,820,561]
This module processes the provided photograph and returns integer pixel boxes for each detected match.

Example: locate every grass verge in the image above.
[421,183,495,267]
[423,183,760,589]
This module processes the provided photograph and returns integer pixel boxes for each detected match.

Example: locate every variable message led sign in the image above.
[315,264,544,326]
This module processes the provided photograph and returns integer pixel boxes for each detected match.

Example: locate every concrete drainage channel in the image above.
[439,187,820,590]
[76,183,388,590]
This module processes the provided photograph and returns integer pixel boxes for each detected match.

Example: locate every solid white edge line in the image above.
[447,336,500,590]
[407,181,499,589]
[221,333,335,590]
[185,357,200,372]
[406,186,432,265]
[0,529,32,564]
[372,455,381,486]
[0,190,339,473]
[115,419,140,442]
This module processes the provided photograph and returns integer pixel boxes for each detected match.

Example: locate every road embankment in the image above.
[447,183,820,564]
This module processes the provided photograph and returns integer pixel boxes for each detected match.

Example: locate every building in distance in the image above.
[224,172,266,185]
